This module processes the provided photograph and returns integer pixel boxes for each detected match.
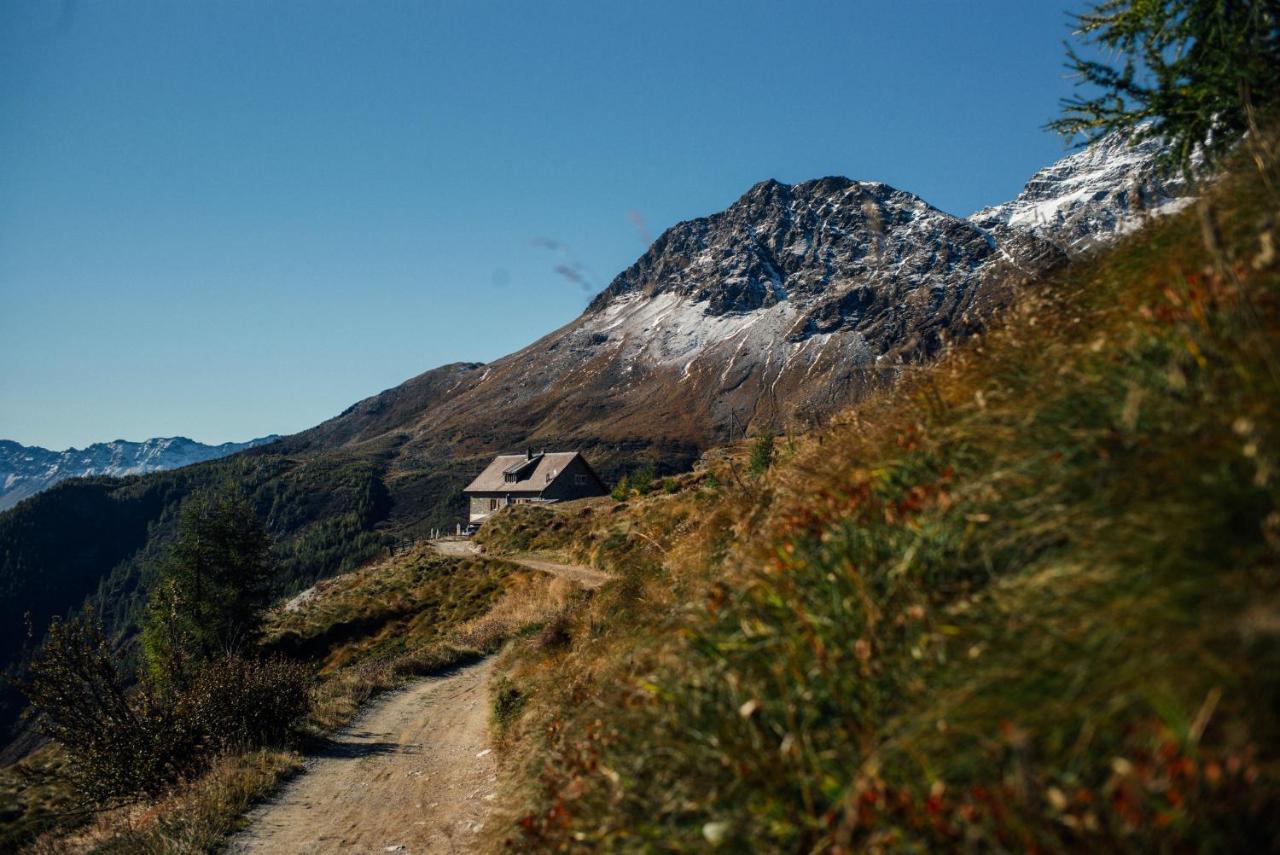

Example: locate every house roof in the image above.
[463,451,585,494]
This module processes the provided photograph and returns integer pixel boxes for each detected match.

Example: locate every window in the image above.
[574,474,588,485]
[489,498,498,511]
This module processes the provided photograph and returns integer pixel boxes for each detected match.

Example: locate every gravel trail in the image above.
[228,658,497,854]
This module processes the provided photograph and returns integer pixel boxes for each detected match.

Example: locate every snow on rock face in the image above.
[969,131,1196,250]
[580,132,1195,371]
[580,177,1012,372]
[0,435,280,511]
[591,178,998,321]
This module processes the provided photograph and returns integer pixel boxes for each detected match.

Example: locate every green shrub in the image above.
[20,614,312,803]
[748,431,775,476]
[19,613,176,800]
[492,677,525,728]
[629,464,655,495]
[177,655,311,755]
[610,475,630,501]
[613,464,658,499]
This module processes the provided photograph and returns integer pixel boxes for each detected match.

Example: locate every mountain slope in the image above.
[0,435,280,511]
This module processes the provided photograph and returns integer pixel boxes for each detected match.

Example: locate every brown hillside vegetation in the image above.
[483,138,1280,851]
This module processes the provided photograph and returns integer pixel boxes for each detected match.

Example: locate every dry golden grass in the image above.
[25,750,301,855]
[304,566,576,733]
[0,746,80,851]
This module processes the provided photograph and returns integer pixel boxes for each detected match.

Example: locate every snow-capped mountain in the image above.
[970,131,1196,251]
[287,131,1195,473]
[0,133,1199,752]
[0,435,280,510]
[550,177,1024,433]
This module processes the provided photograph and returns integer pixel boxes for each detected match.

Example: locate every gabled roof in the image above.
[464,451,584,494]
[502,453,543,478]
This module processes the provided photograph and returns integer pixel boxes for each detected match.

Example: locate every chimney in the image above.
[527,447,534,460]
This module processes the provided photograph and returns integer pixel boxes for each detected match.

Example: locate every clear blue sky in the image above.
[1,0,1088,450]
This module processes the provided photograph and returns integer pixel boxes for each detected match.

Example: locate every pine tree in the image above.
[1050,0,1280,170]
[141,487,274,687]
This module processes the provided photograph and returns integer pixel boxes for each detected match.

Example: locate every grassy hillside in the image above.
[487,142,1280,850]
[262,547,516,673]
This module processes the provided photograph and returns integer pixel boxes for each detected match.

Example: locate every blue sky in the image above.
[2,0,1088,449]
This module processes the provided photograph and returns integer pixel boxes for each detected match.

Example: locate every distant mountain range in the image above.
[0,435,280,510]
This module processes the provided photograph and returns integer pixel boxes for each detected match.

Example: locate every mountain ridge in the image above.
[0,435,281,511]
[969,131,1196,249]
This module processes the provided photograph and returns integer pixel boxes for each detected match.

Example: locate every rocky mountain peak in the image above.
[481,130,1199,449]
[589,175,994,321]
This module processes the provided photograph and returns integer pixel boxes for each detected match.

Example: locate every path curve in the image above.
[432,539,611,589]
[228,658,497,854]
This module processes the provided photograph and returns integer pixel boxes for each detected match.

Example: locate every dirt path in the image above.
[432,539,611,589]
[497,554,610,589]
[429,539,483,559]
[228,658,497,854]
[228,544,607,853]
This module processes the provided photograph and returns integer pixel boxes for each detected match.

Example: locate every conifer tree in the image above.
[141,487,273,687]
[1050,0,1280,170]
